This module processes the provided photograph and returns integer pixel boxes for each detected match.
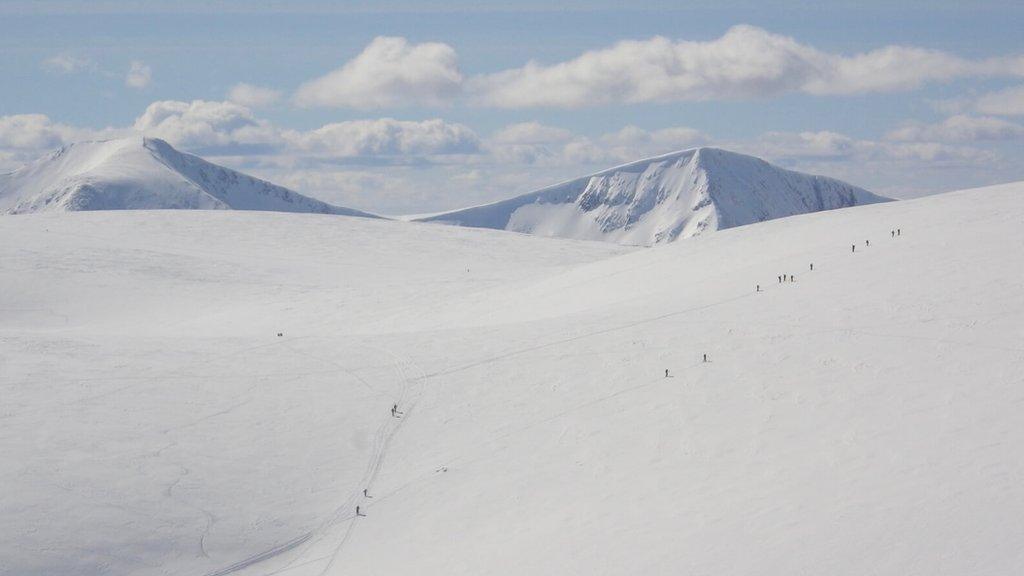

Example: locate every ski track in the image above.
[199,344,426,576]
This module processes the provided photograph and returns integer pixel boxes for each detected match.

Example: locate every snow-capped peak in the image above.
[417,146,891,245]
[0,136,377,218]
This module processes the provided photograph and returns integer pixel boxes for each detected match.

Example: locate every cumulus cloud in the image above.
[488,122,707,167]
[227,83,282,109]
[886,115,1024,142]
[600,125,706,149]
[470,25,1024,108]
[132,100,278,152]
[974,85,1024,116]
[285,118,480,157]
[0,114,79,150]
[125,61,152,89]
[743,129,995,167]
[129,99,481,160]
[0,113,126,170]
[487,122,577,164]
[491,122,574,145]
[43,53,94,74]
[294,36,463,109]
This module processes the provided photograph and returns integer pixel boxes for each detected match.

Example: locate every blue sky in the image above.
[2,0,1023,213]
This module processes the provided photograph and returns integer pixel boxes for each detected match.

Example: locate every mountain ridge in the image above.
[0,136,377,218]
[416,146,891,246]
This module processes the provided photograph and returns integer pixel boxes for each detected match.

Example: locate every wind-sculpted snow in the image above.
[418,147,890,245]
[0,136,377,217]
[2,181,1023,576]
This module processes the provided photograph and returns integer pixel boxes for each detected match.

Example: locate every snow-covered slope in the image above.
[418,147,891,245]
[2,181,1023,576]
[0,137,376,217]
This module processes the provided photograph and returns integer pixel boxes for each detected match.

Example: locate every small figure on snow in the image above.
[866,239,870,247]
[702,353,708,363]
[756,284,760,292]
[852,244,856,253]
[809,263,813,271]
[356,505,365,517]
[665,369,670,378]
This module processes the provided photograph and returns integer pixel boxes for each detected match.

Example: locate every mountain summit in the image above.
[417,147,890,245]
[0,137,376,217]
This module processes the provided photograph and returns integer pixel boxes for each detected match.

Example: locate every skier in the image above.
[898,228,901,236]
[778,275,782,283]
[866,239,870,247]
[756,284,760,292]
[809,263,813,271]
[891,230,895,237]
[665,369,670,378]
[852,244,856,253]
[363,488,370,498]
[391,403,398,418]
[356,505,365,517]
[703,353,708,363]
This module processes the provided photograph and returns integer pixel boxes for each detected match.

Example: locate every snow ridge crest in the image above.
[417,146,890,246]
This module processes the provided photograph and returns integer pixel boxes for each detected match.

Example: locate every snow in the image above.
[0,137,376,218]
[416,147,891,246]
[2,180,1024,575]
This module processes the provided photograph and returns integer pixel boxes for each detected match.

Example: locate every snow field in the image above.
[1,182,1023,575]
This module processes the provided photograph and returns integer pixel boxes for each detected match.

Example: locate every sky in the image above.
[1,0,1023,214]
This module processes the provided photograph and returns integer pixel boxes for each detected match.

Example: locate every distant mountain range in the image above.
[1,139,890,247]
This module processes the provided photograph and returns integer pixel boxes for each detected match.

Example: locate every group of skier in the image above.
[358,227,908,519]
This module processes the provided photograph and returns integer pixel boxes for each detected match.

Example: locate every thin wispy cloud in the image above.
[43,53,95,74]
[125,61,152,89]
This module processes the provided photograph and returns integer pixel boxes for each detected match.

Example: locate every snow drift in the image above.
[417,147,890,245]
[0,136,376,217]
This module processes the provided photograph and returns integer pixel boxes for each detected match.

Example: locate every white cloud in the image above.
[741,129,996,167]
[471,25,1024,108]
[285,118,480,157]
[227,83,282,108]
[43,53,94,74]
[125,61,152,89]
[886,115,1024,142]
[974,85,1024,116]
[294,36,463,109]
[0,114,77,150]
[491,122,574,145]
[132,100,278,151]
[489,123,707,167]
[0,113,126,170]
[600,125,706,149]
[130,99,481,160]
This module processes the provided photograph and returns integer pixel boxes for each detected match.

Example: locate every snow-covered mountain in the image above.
[418,147,891,245]
[0,137,376,217]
